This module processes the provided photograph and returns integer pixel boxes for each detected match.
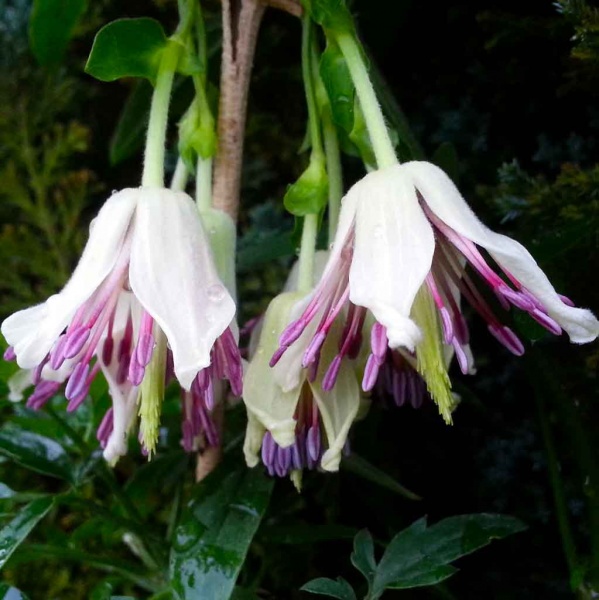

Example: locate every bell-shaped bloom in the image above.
[243,292,360,484]
[272,161,599,396]
[2,187,242,460]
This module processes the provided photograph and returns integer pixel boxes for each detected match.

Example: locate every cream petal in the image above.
[311,353,360,473]
[406,161,599,344]
[7,369,33,402]
[243,410,266,468]
[1,189,139,369]
[348,166,435,351]
[242,294,304,447]
[128,189,236,390]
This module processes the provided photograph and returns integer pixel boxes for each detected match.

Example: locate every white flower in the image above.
[271,162,599,395]
[243,292,360,478]
[2,187,242,459]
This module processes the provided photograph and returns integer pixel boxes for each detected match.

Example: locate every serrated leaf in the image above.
[0,425,75,483]
[301,577,357,600]
[350,529,376,588]
[169,459,273,600]
[85,18,168,83]
[372,514,526,595]
[320,40,354,132]
[29,0,87,66]
[0,496,54,570]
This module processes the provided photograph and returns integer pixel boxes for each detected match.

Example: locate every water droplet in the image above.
[173,520,204,552]
[328,243,334,250]
[206,284,225,302]
[209,227,217,235]
[111,189,118,195]
[373,225,384,239]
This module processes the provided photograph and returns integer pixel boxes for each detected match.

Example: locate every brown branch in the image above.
[211,0,266,220]
[261,0,302,17]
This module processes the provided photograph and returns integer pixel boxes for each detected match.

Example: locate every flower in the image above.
[271,162,599,404]
[243,292,361,485]
[2,187,242,459]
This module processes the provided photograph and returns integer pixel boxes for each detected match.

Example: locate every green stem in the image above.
[302,14,325,161]
[297,214,318,293]
[171,157,189,191]
[323,110,342,243]
[141,43,181,188]
[196,155,213,212]
[336,32,397,169]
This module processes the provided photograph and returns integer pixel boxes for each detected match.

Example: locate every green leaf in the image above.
[431,142,459,184]
[341,454,421,501]
[301,577,357,600]
[109,80,153,165]
[320,40,355,132]
[85,18,168,84]
[0,496,54,569]
[283,159,328,216]
[350,530,376,588]
[169,460,274,600]
[29,0,87,67]
[372,514,526,595]
[0,583,31,599]
[0,425,75,483]
[0,482,45,504]
[305,0,355,34]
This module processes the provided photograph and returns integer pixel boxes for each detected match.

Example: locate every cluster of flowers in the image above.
[3,162,597,480]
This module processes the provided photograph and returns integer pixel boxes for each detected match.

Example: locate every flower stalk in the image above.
[142,42,181,188]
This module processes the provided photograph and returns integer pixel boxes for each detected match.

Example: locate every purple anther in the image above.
[291,441,303,470]
[454,313,470,345]
[306,425,321,463]
[27,381,61,410]
[96,408,114,446]
[135,333,155,367]
[531,309,562,335]
[182,421,195,452]
[558,293,575,307]
[488,324,525,356]
[279,319,306,348]
[65,362,90,400]
[32,356,49,385]
[67,388,89,412]
[370,322,388,360]
[497,285,535,312]
[269,345,288,367]
[261,432,276,469]
[302,330,327,368]
[362,354,380,392]
[439,306,454,344]
[228,360,243,397]
[195,368,210,391]
[453,342,469,375]
[409,375,425,409]
[204,380,215,411]
[276,445,292,477]
[322,355,342,392]
[3,346,16,362]
[49,335,68,370]
[116,351,130,385]
[102,335,114,366]
[63,327,91,359]
[128,358,145,386]
[392,371,406,407]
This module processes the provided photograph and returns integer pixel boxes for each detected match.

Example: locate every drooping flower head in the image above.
[2,187,242,462]
[271,162,599,420]
[243,292,361,488]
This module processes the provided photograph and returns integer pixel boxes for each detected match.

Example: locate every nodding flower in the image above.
[270,161,598,410]
[2,187,242,462]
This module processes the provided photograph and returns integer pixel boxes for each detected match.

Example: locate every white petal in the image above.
[129,189,236,390]
[1,189,139,368]
[242,294,303,447]
[348,166,435,351]
[311,346,360,472]
[99,325,140,465]
[406,161,599,344]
